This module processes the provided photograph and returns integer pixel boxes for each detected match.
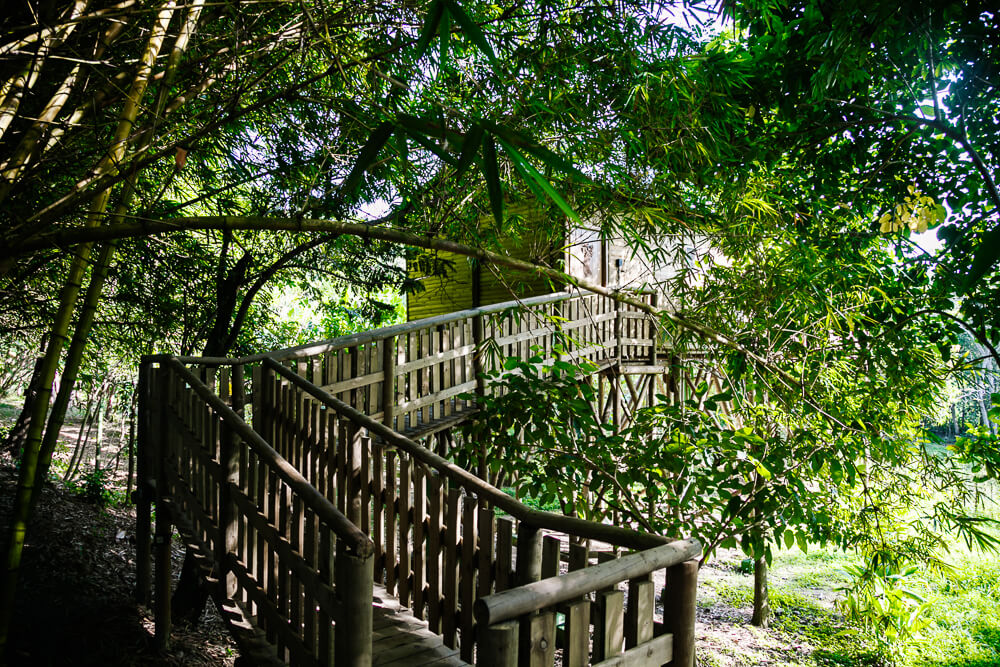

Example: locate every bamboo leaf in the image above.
[398,125,458,166]
[482,135,503,226]
[439,5,451,71]
[442,0,496,64]
[482,120,588,182]
[340,121,394,197]
[454,123,484,178]
[414,0,445,60]
[497,138,581,224]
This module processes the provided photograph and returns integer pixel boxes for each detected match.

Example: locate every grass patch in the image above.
[906,552,1000,667]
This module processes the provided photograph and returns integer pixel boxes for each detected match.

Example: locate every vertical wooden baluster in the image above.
[372,439,385,584]
[442,324,453,417]
[335,416,347,514]
[478,506,495,598]
[277,480,290,656]
[419,327,431,421]
[398,455,412,609]
[407,329,418,429]
[351,344,362,413]
[289,495,302,655]
[564,599,591,667]
[361,433,371,535]
[412,463,426,619]
[253,450,265,619]
[496,517,513,592]
[317,525,334,666]
[384,448,397,595]
[265,464,278,644]
[625,577,654,649]
[326,412,337,506]
[153,502,172,651]
[594,589,624,662]
[541,535,560,579]
[367,342,379,417]
[442,487,461,648]
[528,611,556,667]
[382,336,396,432]
[237,431,248,602]
[428,325,439,420]
[303,505,317,658]
[460,495,478,662]
[427,472,444,634]
[218,420,239,605]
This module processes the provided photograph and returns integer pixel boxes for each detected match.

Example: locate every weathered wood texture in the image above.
[148,359,375,667]
[139,288,703,667]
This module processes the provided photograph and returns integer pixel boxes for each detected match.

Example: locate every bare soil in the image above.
[0,463,237,666]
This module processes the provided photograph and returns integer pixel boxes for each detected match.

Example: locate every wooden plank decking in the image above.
[372,585,469,666]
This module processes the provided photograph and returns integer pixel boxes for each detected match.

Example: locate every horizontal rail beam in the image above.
[474,539,701,626]
[153,288,658,367]
[264,358,683,552]
[164,357,374,558]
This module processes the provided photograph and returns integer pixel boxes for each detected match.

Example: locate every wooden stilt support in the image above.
[153,501,172,651]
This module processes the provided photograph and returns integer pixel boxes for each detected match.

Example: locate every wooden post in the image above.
[346,421,362,527]
[477,621,518,667]
[153,501,172,651]
[251,364,263,435]
[382,335,396,431]
[232,363,246,417]
[335,544,374,667]
[515,523,543,667]
[134,360,152,604]
[663,558,699,667]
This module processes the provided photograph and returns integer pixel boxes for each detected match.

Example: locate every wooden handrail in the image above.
[473,539,701,627]
[165,357,375,558]
[155,288,659,367]
[264,357,682,552]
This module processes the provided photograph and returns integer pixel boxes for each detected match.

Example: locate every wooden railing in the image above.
[137,288,700,667]
[264,357,700,666]
[140,357,375,666]
[253,289,660,437]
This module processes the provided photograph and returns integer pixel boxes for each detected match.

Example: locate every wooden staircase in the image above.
[135,289,701,666]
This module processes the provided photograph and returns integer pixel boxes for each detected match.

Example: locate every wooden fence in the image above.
[136,288,702,667]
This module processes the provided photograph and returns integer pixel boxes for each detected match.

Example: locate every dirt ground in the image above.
[0,462,237,666]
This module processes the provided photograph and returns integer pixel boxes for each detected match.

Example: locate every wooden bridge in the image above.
[134,289,703,666]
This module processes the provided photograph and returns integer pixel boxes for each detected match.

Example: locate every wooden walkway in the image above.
[136,289,702,667]
[371,586,468,666]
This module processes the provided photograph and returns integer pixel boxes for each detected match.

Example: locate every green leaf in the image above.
[442,0,496,64]
[497,138,581,224]
[481,135,503,226]
[414,0,445,60]
[454,123,484,179]
[965,224,1000,292]
[340,121,395,197]
[397,123,458,166]
[438,5,451,71]
[480,121,589,182]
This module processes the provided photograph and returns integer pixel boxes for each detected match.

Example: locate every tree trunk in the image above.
[751,556,771,627]
[2,355,44,458]
[0,2,177,650]
[33,242,117,506]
